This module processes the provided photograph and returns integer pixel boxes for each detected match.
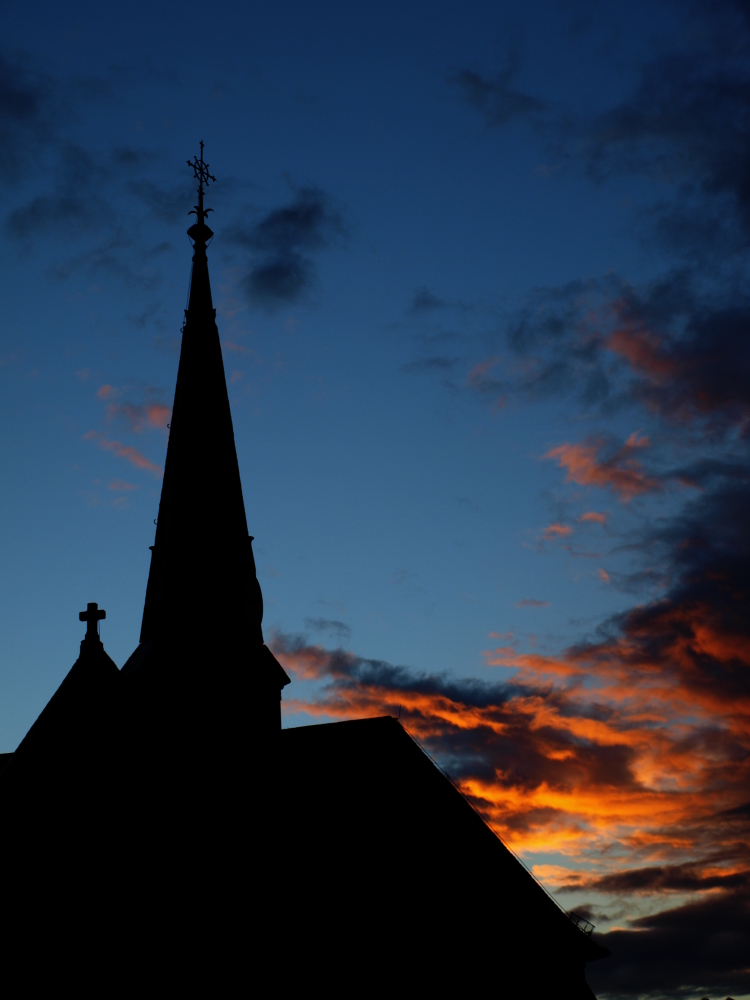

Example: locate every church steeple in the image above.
[122,144,289,726]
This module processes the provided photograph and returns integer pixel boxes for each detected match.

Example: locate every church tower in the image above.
[119,144,289,754]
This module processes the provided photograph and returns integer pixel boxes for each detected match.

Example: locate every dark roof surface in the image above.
[279,716,607,971]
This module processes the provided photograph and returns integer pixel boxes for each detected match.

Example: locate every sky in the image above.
[1,0,749,996]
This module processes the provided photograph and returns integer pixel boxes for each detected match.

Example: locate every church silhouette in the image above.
[0,146,608,995]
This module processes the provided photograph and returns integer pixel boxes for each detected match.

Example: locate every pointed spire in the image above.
[126,144,289,720]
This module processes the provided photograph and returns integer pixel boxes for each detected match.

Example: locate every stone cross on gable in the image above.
[79,602,106,640]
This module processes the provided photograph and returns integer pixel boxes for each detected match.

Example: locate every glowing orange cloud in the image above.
[83,431,162,476]
[272,573,750,911]
[544,434,659,502]
[579,511,607,525]
[543,523,573,539]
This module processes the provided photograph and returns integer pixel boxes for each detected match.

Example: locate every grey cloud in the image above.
[5,143,113,241]
[228,186,348,310]
[449,63,544,128]
[588,884,750,999]
[0,51,56,183]
[409,287,447,313]
[588,863,749,894]
[304,617,352,640]
[131,178,197,225]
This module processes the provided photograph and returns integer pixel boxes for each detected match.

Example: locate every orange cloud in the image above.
[83,431,162,476]
[544,434,660,502]
[579,511,607,525]
[105,401,171,432]
[143,403,170,429]
[543,523,572,539]
[607,323,676,382]
[598,568,611,583]
[271,569,750,917]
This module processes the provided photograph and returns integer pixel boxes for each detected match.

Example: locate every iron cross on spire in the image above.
[187,140,217,225]
[79,602,106,640]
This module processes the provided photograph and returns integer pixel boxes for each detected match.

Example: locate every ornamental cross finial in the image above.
[79,602,106,640]
[187,141,216,231]
[187,140,216,198]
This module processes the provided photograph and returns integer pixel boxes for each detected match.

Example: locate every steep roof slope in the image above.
[277,716,607,997]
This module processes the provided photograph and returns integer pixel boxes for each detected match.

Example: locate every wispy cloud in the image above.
[222,340,254,355]
[542,523,572,540]
[579,511,607,525]
[448,59,545,128]
[106,401,170,433]
[544,433,660,502]
[83,431,162,476]
[107,479,139,491]
[304,617,351,641]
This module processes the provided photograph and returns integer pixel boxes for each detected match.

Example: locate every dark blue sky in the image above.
[2,2,749,996]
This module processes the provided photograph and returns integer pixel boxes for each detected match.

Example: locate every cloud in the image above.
[5,142,113,241]
[579,511,607,525]
[544,433,660,502]
[542,523,572,539]
[130,178,194,224]
[107,479,139,492]
[222,341,253,355]
[409,287,447,313]
[514,599,550,608]
[100,388,171,434]
[0,50,58,184]
[477,270,750,446]
[448,61,544,127]
[228,186,348,310]
[437,12,750,994]
[588,884,750,999]
[467,356,504,399]
[0,55,177,301]
[607,287,750,436]
[578,40,750,244]
[452,16,750,444]
[303,617,352,641]
[272,461,750,994]
[83,431,162,476]
[587,861,750,895]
